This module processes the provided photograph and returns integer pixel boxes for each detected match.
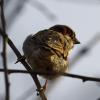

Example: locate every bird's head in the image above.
[49,25,80,44]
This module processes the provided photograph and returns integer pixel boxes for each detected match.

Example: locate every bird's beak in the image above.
[74,38,80,44]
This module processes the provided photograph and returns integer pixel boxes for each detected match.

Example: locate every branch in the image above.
[0,0,10,100]
[0,30,47,100]
[0,69,100,82]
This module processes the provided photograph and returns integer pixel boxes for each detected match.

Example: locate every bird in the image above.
[22,25,80,80]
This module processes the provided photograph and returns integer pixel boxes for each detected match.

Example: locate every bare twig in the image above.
[0,29,47,100]
[0,69,100,82]
[0,0,10,100]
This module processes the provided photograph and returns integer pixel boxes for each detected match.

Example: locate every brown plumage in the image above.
[23,25,80,79]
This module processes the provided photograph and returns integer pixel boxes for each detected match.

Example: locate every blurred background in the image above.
[0,0,100,100]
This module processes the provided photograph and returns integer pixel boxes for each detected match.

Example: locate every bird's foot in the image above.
[36,80,48,96]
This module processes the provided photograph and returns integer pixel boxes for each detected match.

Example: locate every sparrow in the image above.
[22,25,80,79]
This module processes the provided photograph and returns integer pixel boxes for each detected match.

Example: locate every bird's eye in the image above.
[67,30,75,39]
[72,32,75,37]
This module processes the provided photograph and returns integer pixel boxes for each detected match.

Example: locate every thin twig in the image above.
[0,69,100,82]
[0,0,10,100]
[0,29,47,100]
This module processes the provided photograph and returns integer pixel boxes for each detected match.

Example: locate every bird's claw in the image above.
[36,80,48,96]
[36,87,44,96]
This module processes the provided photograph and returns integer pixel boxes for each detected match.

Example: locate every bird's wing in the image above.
[36,30,68,58]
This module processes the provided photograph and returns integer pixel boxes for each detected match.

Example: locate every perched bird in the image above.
[23,25,80,79]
